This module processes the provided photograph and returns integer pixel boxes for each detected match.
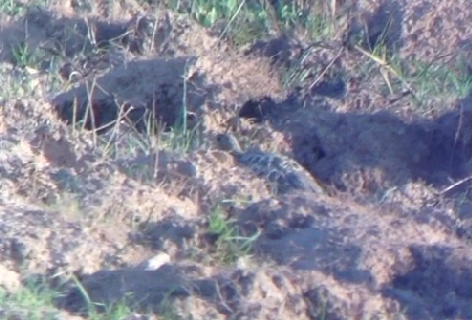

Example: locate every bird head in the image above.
[216,133,242,155]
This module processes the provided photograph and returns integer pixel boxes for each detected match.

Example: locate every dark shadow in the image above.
[52,265,192,316]
[224,196,472,319]
[132,214,197,251]
[0,6,157,69]
[362,1,404,53]
[245,35,348,100]
[228,195,371,285]
[244,1,405,102]
[0,6,206,133]
[50,264,266,317]
[51,56,209,133]
[383,244,472,319]
[244,34,304,69]
[345,0,404,55]
[236,89,472,193]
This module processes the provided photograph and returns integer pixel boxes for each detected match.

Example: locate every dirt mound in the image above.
[46,9,283,135]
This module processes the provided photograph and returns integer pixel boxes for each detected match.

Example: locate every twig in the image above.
[354,45,419,102]
[308,46,344,91]
[439,175,472,195]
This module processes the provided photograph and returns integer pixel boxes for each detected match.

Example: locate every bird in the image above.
[215,133,326,195]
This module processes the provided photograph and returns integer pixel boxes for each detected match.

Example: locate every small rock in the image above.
[135,252,171,271]
[0,265,21,292]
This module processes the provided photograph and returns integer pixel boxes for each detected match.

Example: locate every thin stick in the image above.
[439,175,472,195]
[308,46,344,91]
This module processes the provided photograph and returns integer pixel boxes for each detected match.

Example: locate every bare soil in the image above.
[1,0,472,319]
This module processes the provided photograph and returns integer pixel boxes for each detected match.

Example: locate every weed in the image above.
[0,0,25,16]
[206,204,260,265]
[0,275,61,320]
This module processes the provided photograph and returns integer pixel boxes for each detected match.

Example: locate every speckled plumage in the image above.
[216,133,325,194]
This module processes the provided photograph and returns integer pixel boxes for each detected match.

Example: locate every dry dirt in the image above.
[1,0,472,319]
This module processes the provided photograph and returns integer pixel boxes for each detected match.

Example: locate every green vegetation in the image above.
[205,203,260,265]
